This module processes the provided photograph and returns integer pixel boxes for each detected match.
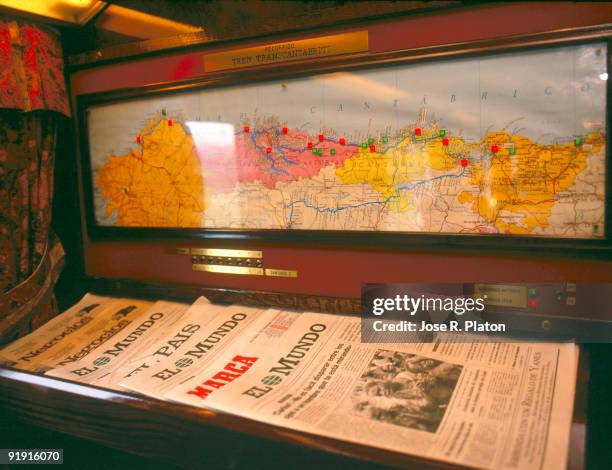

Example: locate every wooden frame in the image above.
[76,25,612,257]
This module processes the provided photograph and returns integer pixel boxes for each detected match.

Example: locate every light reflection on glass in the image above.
[186,121,237,223]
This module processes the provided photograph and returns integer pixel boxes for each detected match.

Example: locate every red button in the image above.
[528,298,538,308]
[442,137,449,146]
[307,142,313,149]
[414,128,421,136]
[339,137,346,145]
[282,127,288,135]
[461,159,468,167]
[318,134,324,142]
[243,125,250,133]
[266,147,272,154]
[369,144,376,152]
[491,144,499,154]
[167,119,173,126]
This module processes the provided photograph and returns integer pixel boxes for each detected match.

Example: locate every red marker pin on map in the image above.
[339,137,346,145]
[307,142,313,149]
[136,136,141,144]
[442,137,449,146]
[318,134,324,142]
[369,144,376,152]
[282,127,288,135]
[266,147,272,154]
[414,128,422,136]
[167,119,173,126]
[461,159,469,167]
[244,125,250,133]
[491,144,499,154]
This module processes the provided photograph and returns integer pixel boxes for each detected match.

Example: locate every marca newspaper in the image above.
[46,299,191,388]
[120,302,298,400]
[168,312,577,470]
[0,294,153,373]
[163,307,301,404]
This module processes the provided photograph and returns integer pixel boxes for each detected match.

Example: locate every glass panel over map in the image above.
[87,42,607,238]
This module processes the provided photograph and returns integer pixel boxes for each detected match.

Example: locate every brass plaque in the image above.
[474,284,527,308]
[204,31,368,72]
[190,248,262,259]
[265,268,298,278]
[193,264,264,276]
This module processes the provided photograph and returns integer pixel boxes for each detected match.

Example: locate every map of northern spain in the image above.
[88,42,607,238]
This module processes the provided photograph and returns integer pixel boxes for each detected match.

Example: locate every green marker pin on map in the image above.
[440,129,446,137]
[574,137,583,147]
[330,149,336,155]
[368,138,374,145]
[161,108,167,116]
[509,147,516,155]
[382,135,388,143]
[361,142,367,149]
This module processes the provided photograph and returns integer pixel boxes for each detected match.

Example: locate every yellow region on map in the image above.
[96,116,204,227]
[459,131,604,234]
[335,129,604,234]
[336,133,457,212]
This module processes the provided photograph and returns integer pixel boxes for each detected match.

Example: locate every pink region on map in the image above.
[192,127,359,192]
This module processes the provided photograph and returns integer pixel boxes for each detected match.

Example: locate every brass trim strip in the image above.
[190,248,262,258]
[192,264,264,275]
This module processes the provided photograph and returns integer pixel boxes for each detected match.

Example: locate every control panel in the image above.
[169,248,297,278]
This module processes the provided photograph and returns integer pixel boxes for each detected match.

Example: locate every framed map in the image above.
[78,37,610,250]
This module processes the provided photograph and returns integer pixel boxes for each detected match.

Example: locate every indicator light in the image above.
[528,298,538,308]
[528,288,538,296]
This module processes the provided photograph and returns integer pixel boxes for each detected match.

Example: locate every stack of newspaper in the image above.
[0,294,579,470]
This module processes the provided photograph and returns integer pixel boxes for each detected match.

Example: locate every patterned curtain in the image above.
[0,17,70,344]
